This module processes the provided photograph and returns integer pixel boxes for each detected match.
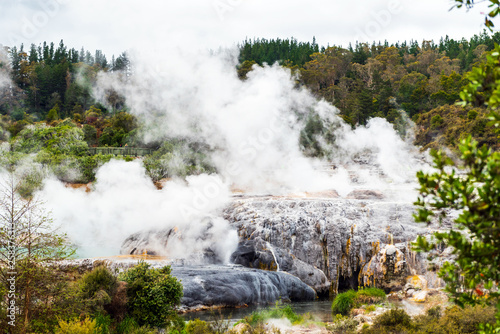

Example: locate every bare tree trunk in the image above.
[22,275,30,334]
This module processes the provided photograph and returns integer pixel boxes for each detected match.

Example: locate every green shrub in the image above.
[79,266,118,299]
[332,288,386,316]
[415,305,497,334]
[186,319,212,334]
[114,317,159,334]
[115,317,138,334]
[118,262,183,328]
[361,305,497,334]
[376,309,412,328]
[468,109,478,120]
[365,305,377,313]
[355,287,386,304]
[430,114,444,129]
[243,303,303,326]
[47,105,60,122]
[83,124,98,146]
[327,314,358,334]
[55,317,98,334]
[361,308,413,334]
[94,313,111,334]
[425,306,441,319]
[78,265,118,315]
[332,290,357,315]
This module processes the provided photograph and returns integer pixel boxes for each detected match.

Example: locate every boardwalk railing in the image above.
[88,147,154,157]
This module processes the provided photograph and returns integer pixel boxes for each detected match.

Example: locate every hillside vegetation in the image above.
[0,33,499,186]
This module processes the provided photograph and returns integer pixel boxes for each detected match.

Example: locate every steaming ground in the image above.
[42,160,238,259]
[39,47,429,259]
[0,49,12,92]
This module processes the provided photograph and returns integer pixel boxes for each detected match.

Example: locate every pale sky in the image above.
[0,0,494,57]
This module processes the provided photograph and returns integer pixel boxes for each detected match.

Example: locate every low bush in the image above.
[114,317,159,334]
[332,288,386,315]
[364,305,377,313]
[327,314,358,334]
[79,266,118,300]
[360,304,497,334]
[93,313,112,334]
[78,265,118,316]
[118,262,183,328]
[185,319,212,334]
[243,303,304,327]
[332,290,357,315]
[360,308,413,334]
[355,287,386,305]
[55,317,99,334]
[376,309,412,329]
[414,304,497,334]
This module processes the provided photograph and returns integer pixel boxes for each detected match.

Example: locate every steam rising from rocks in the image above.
[95,50,347,194]
[40,47,427,259]
[0,48,11,90]
[42,160,237,259]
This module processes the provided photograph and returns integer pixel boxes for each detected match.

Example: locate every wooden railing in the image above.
[88,147,154,157]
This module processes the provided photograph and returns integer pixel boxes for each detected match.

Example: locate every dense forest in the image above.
[0,32,499,186]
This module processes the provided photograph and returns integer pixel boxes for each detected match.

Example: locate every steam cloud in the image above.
[42,160,238,260]
[0,48,11,90]
[39,46,427,259]
[94,49,348,194]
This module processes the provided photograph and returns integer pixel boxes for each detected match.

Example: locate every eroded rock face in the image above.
[223,195,434,294]
[119,193,452,297]
[230,240,330,294]
[360,244,408,291]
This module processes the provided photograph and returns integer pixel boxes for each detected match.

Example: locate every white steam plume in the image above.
[41,46,428,259]
[95,48,426,195]
[94,48,353,195]
[41,160,238,260]
[0,47,11,90]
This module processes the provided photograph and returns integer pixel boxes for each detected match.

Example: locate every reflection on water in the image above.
[182,300,334,325]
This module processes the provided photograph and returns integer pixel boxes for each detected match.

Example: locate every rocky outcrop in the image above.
[360,244,409,291]
[121,228,222,263]
[173,265,316,309]
[230,240,330,294]
[118,193,452,298]
[223,195,439,294]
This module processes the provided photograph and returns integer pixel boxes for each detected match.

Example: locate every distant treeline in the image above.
[2,40,129,122]
[239,32,500,69]
[238,32,500,150]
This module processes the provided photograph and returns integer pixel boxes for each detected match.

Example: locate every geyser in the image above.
[41,160,238,260]
[37,45,434,307]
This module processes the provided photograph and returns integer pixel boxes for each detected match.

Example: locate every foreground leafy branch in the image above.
[414,137,500,308]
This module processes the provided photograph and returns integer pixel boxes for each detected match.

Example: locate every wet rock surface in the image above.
[223,195,443,294]
[173,265,316,309]
[230,240,330,294]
